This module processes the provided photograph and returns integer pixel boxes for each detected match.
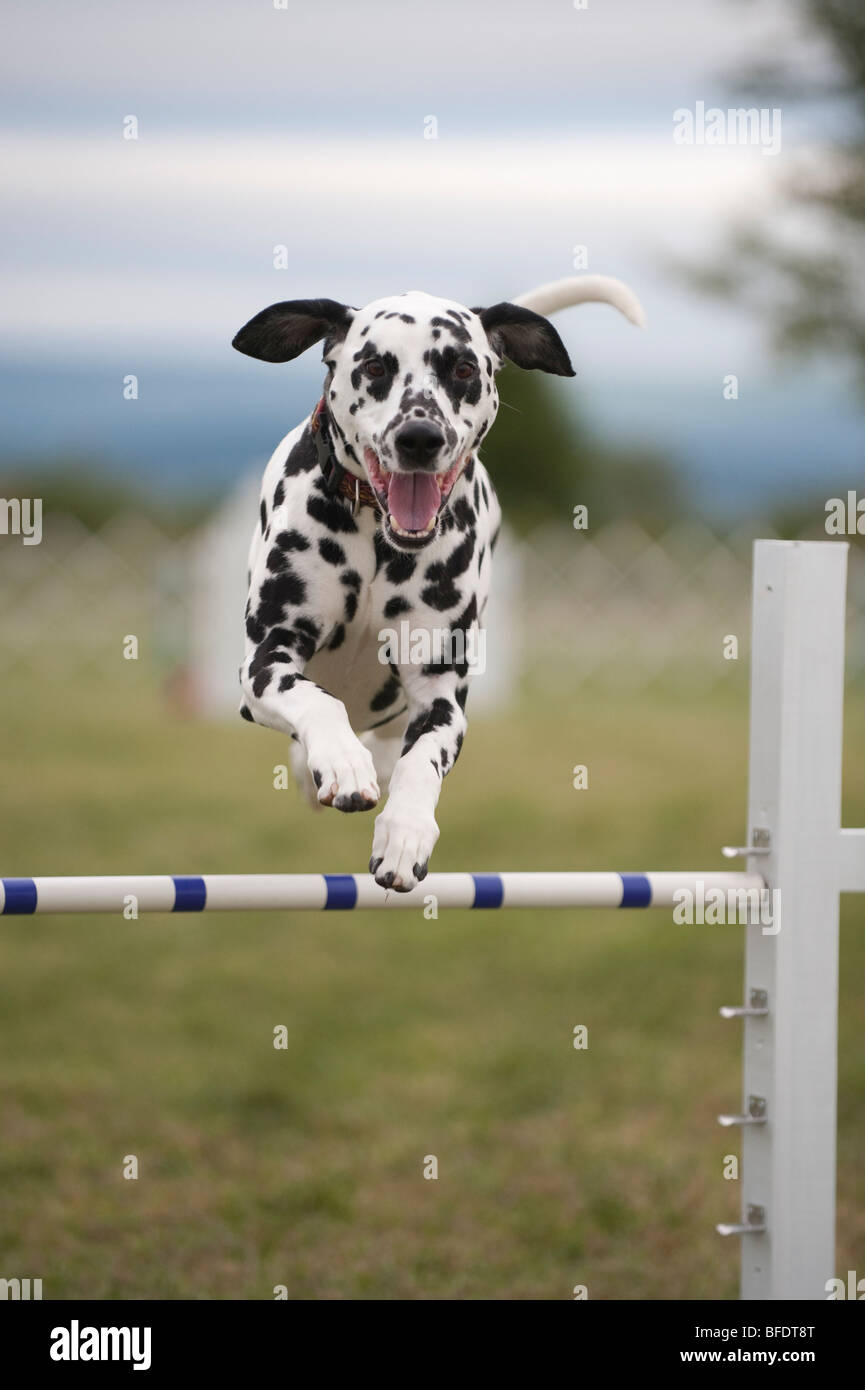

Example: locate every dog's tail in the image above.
[513,275,646,328]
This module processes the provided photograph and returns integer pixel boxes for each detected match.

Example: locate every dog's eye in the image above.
[363,358,386,379]
[454,360,477,380]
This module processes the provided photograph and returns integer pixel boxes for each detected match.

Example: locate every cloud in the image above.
[1,128,779,374]
[1,0,806,126]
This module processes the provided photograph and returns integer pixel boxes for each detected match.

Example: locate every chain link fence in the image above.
[1,507,862,707]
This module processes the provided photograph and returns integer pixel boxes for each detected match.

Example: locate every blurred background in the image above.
[0,0,863,1300]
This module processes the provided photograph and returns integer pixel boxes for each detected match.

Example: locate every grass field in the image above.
[1,667,863,1300]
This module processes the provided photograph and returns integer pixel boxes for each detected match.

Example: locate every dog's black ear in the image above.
[232,298,354,363]
[474,303,575,376]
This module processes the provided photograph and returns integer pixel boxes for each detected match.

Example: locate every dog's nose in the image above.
[394,421,445,468]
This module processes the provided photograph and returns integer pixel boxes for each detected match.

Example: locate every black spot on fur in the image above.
[452,496,475,531]
[266,545,289,573]
[240,703,254,722]
[420,532,475,611]
[370,673,402,712]
[342,569,362,591]
[284,428,320,477]
[307,492,358,534]
[328,623,345,650]
[318,537,346,566]
[422,595,479,678]
[255,568,307,625]
[402,697,453,755]
[350,341,399,401]
[427,345,481,407]
[294,615,321,641]
[275,529,310,552]
[384,595,412,619]
[389,552,416,584]
[260,500,267,533]
[430,315,470,344]
[252,668,272,697]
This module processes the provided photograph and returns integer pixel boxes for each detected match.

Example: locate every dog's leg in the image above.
[360,724,406,796]
[369,669,467,891]
[241,636,379,813]
[289,736,323,811]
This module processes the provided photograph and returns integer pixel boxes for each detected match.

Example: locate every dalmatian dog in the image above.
[233,275,644,892]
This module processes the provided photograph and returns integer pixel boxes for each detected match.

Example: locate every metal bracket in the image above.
[717,1203,767,1237]
[722,828,771,859]
[719,988,769,1020]
[718,1094,767,1127]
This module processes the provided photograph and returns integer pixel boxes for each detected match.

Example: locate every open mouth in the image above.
[364,449,465,547]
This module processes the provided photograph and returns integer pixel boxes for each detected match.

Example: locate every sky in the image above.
[1,0,862,515]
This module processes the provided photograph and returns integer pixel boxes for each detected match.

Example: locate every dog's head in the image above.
[233,290,574,550]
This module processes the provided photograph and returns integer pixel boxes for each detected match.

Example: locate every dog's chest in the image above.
[305,513,488,729]
[315,485,495,727]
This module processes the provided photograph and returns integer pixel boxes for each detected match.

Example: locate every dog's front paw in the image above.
[307,734,380,812]
[370,806,439,892]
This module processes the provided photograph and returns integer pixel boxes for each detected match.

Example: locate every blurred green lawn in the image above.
[0,668,863,1300]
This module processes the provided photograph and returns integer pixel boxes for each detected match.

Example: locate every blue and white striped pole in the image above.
[0,871,765,915]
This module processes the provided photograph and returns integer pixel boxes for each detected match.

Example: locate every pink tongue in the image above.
[387,472,440,532]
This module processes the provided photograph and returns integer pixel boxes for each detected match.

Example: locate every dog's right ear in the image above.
[232,298,354,363]
[474,302,575,376]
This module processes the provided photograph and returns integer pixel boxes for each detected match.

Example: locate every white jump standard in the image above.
[2,541,862,1303]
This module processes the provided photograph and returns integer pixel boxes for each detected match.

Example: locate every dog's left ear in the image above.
[232,298,354,363]
[474,303,575,376]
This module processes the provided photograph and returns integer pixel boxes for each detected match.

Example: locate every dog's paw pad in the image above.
[334,789,377,813]
[308,736,379,812]
[370,810,439,893]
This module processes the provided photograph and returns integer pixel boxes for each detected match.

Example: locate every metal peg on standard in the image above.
[722,828,771,859]
[718,1094,767,1127]
[716,1204,767,1237]
[719,988,769,1019]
